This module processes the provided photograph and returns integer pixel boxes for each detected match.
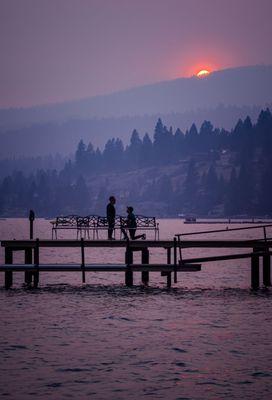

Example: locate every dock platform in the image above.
[1,233,272,290]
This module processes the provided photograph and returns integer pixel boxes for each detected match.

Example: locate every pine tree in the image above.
[199,120,214,151]
[173,128,184,159]
[75,140,87,171]
[140,133,153,166]
[126,130,142,168]
[86,142,96,172]
[153,119,173,164]
[185,123,198,152]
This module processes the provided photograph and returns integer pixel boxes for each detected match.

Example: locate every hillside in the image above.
[1,65,272,128]
[83,155,233,217]
[1,108,272,218]
[0,65,272,158]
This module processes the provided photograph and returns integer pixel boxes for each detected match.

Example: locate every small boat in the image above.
[184,216,197,223]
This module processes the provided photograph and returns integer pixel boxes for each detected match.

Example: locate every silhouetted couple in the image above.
[106,196,146,240]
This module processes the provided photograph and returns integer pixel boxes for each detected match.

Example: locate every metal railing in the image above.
[175,224,272,265]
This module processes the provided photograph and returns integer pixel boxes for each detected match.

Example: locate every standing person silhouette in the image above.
[107,196,116,240]
[121,206,146,240]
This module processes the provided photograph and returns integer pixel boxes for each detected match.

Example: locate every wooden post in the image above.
[174,237,177,283]
[125,241,133,287]
[141,248,149,285]
[167,247,171,265]
[251,248,260,290]
[33,239,39,288]
[167,271,172,288]
[29,209,35,240]
[263,252,271,287]
[28,210,35,285]
[5,248,13,289]
[24,248,32,285]
[81,238,86,283]
[166,247,171,288]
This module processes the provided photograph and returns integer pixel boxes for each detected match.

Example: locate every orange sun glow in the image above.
[197,69,210,77]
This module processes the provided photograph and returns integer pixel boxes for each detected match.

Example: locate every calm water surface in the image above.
[0,219,272,399]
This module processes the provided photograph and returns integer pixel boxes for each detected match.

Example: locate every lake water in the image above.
[1,219,272,399]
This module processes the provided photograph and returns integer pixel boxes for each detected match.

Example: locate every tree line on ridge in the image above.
[0,108,272,217]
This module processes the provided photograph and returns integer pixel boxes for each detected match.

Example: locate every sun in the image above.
[197,69,210,78]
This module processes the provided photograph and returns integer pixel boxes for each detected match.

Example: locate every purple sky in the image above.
[0,0,272,108]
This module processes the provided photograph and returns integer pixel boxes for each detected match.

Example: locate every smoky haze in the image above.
[0,65,271,157]
[0,0,272,108]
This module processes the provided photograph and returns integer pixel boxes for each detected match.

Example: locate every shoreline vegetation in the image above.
[0,108,272,218]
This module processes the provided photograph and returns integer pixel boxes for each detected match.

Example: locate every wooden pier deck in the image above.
[0,236,271,289]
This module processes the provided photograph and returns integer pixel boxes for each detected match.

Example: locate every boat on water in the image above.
[184,216,197,223]
[178,214,197,223]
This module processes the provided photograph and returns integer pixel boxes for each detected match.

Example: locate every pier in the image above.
[0,238,201,289]
[1,228,272,289]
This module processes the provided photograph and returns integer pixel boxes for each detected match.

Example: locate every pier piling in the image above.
[81,238,86,283]
[174,237,177,283]
[166,271,172,288]
[5,248,13,289]
[33,238,40,288]
[125,242,133,286]
[141,248,149,285]
[161,248,172,287]
[166,247,172,288]
[251,248,260,289]
[24,248,32,285]
[263,253,271,287]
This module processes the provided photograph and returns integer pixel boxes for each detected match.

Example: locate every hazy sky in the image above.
[0,0,272,108]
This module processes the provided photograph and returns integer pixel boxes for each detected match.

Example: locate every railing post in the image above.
[125,240,133,286]
[156,222,159,240]
[263,226,267,242]
[141,248,149,285]
[81,238,86,283]
[175,234,183,263]
[5,248,13,289]
[251,247,260,290]
[33,238,40,288]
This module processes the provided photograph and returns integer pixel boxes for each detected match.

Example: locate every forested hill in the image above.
[0,108,272,217]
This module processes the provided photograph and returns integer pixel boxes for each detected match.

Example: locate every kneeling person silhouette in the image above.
[121,206,146,240]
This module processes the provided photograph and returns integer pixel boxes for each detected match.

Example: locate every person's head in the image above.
[127,206,133,214]
[109,196,116,204]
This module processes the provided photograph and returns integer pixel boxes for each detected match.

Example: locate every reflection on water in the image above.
[0,219,272,399]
